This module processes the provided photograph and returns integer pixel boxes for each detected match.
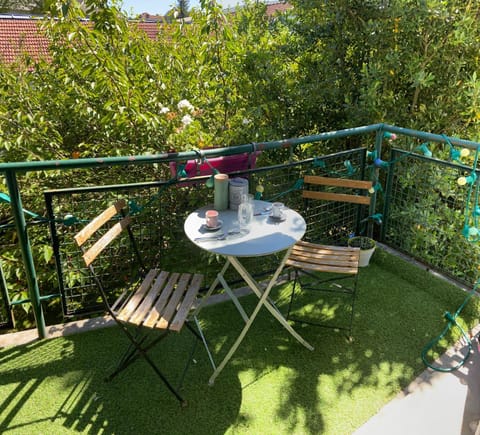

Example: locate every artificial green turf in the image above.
[0,249,479,434]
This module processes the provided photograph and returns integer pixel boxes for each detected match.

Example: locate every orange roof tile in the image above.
[266,2,293,15]
[0,16,164,64]
[0,17,49,63]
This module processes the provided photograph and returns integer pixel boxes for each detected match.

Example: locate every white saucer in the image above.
[203,220,223,231]
[269,214,286,222]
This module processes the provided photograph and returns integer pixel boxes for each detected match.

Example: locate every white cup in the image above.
[205,210,219,228]
[271,202,284,219]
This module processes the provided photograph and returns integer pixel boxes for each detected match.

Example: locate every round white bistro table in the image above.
[184,200,314,385]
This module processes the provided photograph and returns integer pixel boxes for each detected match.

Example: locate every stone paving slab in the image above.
[354,325,480,435]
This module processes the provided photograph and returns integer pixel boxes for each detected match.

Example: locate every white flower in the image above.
[160,107,170,114]
[242,118,251,125]
[177,99,194,112]
[181,114,193,126]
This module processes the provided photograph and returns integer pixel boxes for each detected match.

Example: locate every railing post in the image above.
[367,128,385,238]
[5,170,46,339]
[0,259,13,328]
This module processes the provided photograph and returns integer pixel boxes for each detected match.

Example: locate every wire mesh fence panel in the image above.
[45,149,369,317]
[0,198,13,327]
[11,130,479,324]
[382,149,480,286]
[294,149,369,245]
[0,213,52,330]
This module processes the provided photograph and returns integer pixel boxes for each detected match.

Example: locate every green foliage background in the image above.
[1,0,480,326]
[2,0,480,161]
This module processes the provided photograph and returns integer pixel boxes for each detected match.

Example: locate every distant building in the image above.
[0,16,48,63]
[137,13,165,23]
[265,1,293,15]
[0,15,164,64]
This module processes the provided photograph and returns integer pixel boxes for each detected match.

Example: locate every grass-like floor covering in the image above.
[1,249,479,434]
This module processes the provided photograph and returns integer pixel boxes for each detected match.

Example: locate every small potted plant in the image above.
[347,236,376,267]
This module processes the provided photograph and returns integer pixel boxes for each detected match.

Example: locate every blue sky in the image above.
[120,1,242,16]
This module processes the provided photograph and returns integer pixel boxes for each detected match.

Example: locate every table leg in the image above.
[208,249,313,385]
[229,253,314,351]
[193,259,231,316]
[218,274,249,323]
[194,258,249,322]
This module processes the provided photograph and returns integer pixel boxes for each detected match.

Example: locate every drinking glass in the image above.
[238,194,254,232]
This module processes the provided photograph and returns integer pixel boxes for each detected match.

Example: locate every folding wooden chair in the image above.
[285,176,373,338]
[74,199,211,406]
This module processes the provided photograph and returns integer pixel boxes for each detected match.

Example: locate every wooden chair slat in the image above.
[287,253,359,268]
[143,273,179,329]
[286,258,359,274]
[75,199,126,247]
[157,274,191,330]
[302,175,372,206]
[292,241,360,255]
[302,190,371,205]
[170,273,203,332]
[117,269,158,322]
[82,216,131,266]
[304,175,372,190]
[287,242,360,274]
[128,271,170,325]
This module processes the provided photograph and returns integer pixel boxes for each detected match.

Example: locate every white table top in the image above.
[184,200,306,257]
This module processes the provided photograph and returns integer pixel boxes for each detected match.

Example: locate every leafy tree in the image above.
[176,0,190,18]
[0,0,48,14]
[286,0,480,139]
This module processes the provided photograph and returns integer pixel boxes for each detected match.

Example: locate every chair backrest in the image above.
[74,199,145,313]
[74,199,134,267]
[302,175,372,205]
[301,176,374,243]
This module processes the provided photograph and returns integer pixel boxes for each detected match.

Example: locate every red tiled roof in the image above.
[266,2,293,15]
[0,16,165,64]
[130,21,162,40]
[0,18,49,63]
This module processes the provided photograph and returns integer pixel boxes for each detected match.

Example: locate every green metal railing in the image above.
[44,148,368,318]
[2,123,480,339]
[0,260,11,328]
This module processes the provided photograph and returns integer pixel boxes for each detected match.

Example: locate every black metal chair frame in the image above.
[286,176,372,339]
[74,199,212,406]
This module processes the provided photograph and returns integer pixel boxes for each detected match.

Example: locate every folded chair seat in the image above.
[286,241,360,275]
